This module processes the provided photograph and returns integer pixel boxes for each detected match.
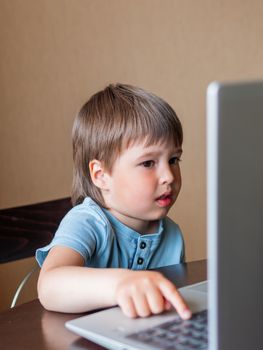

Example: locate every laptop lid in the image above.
[207,80,263,350]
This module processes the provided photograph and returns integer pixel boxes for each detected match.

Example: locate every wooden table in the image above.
[0,260,206,350]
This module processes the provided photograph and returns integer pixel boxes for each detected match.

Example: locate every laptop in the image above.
[66,80,263,350]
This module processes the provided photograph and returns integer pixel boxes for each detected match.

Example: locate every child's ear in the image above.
[89,160,109,190]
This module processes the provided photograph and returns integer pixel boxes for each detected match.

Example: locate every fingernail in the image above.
[182,310,192,320]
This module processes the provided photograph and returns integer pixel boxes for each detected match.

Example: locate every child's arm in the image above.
[37,246,191,320]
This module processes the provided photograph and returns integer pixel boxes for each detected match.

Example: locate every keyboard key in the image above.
[127,310,208,350]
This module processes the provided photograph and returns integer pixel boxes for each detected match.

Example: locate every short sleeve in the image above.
[35,203,108,266]
[180,235,186,263]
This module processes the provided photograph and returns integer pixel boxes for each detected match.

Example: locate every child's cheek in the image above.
[138,173,157,192]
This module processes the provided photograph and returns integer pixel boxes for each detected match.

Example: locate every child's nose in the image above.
[159,165,174,185]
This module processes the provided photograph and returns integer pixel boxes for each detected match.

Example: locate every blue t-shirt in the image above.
[36,197,185,270]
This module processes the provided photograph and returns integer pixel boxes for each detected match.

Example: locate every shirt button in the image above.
[137,257,144,265]
[140,241,146,249]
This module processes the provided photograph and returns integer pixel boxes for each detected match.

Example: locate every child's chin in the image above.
[153,208,170,220]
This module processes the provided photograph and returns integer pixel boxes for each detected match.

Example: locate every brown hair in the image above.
[71,83,183,206]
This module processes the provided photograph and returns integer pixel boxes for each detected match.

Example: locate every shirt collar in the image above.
[102,208,164,240]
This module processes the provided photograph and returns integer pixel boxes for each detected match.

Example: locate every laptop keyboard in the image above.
[126,309,207,350]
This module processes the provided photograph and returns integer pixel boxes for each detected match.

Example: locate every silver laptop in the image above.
[66,80,263,350]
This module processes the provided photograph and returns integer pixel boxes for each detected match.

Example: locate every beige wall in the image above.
[1,0,263,264]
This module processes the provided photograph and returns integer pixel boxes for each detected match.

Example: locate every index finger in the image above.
[158,278,192,320]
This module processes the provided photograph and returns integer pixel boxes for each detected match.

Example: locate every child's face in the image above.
[103,139,182,233]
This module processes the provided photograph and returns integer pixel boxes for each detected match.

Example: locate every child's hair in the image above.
[72,83,183,206]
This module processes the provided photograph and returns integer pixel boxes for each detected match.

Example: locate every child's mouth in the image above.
[156,193,173,207]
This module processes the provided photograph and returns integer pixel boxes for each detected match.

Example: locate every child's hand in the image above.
[115,270,192,320]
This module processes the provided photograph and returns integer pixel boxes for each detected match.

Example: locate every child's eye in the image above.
[169,156,181,165]
[141,160,155,168]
